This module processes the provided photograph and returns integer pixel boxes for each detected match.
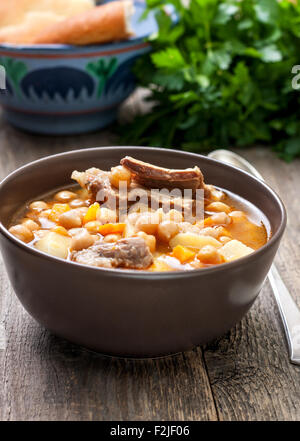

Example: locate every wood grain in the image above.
[0,94,300,421]
[204,148,300,421]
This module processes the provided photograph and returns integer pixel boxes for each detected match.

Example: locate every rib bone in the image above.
[120,156,205,192]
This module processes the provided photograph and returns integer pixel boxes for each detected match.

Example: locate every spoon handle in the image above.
[268,264,300,364]
[208,149,300,365]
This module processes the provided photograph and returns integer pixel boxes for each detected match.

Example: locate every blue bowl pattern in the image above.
[0,1,157,135]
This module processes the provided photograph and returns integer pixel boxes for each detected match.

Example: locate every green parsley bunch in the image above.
[122,0,300,161]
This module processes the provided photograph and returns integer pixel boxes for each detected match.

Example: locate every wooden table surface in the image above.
[0,92,300,421]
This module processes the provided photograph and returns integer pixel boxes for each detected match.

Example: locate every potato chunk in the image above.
[169,233,222,250]
[219,239,254,262]
[35,232,71,259]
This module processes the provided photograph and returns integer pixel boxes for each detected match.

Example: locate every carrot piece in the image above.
[203,217,213,226]
[48,203,70,223]
[83,202,100,224]
[98,223,126,236]
[51,226,69,236]
[171,245,196,263]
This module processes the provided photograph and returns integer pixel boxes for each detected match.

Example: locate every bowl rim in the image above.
[0,146,287,279]
[0,37,148,53]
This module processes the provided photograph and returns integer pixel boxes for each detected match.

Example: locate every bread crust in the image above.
[0,0,94,28]
[0,0,95,44]
[33,1,134,45]
[0,12,63,44]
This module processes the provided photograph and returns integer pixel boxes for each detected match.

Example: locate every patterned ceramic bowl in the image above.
[0,2,156,135]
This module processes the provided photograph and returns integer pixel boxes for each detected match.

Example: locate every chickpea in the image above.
[69,198,88,209]
[200,226,230,239]
[68,228,85,237]
[9,224,34,243]
[85,221,102,234]
[199,227,218,238]
[157,221,179,243]
[54,190,77,203]
[97,207,117,224]
[164,209,183,223]
[230,211,247,221]
[179,222,202,234]
[103,233,122,243]
[110,165,131,188]
[209,186,225,202]
[22,219,40,232]
[135,212,159,235]
[24,211,39,222]
[136,231,156,252]
[71,229,95,251]
[59,209,82,229]
[39,209,52,218]
[206,202,231,214]
[197,245,222,264]
[219,236,232,244]
[29,201,48,212]
[76,206,89,217]
[155,208,166,223]
[211,212,231,225]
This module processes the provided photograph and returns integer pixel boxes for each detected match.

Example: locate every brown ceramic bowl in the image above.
[0,147,286,358]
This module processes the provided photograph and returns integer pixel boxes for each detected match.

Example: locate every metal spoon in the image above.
[208,149,300,365]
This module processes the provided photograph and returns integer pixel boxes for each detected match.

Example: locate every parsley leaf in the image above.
[120,0,300,160]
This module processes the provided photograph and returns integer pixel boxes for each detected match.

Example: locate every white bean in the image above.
[59,210,82,229]
[22,219,40,232]
[136,231,156,252]
[197,245,222,264]
[206,202,231,214]
[9,224,34,243]
[110,165,131,188]
[54,190,77,203]
[135,212,159,235]
[157,221,179,243]
[29,201,48,212]
[97,207,117,224]
[211,212,231,225]
[71,229,94,251]
[103,234,122,243]
[164,209,183,223]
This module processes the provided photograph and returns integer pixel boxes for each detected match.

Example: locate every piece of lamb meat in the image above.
[72,168,197,214]
[72,168,112,199]
[120,156,205,192]
[72,168,126,209]
[72,237,153,270]
[121,156,212,199]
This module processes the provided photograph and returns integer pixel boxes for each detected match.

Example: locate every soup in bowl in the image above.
[8,155,270,272]
[0,147,286,357]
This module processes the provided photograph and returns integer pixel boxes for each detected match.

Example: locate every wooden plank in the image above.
[0,314,217,421]
[203,148,300,421]
[0,101,217,421]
